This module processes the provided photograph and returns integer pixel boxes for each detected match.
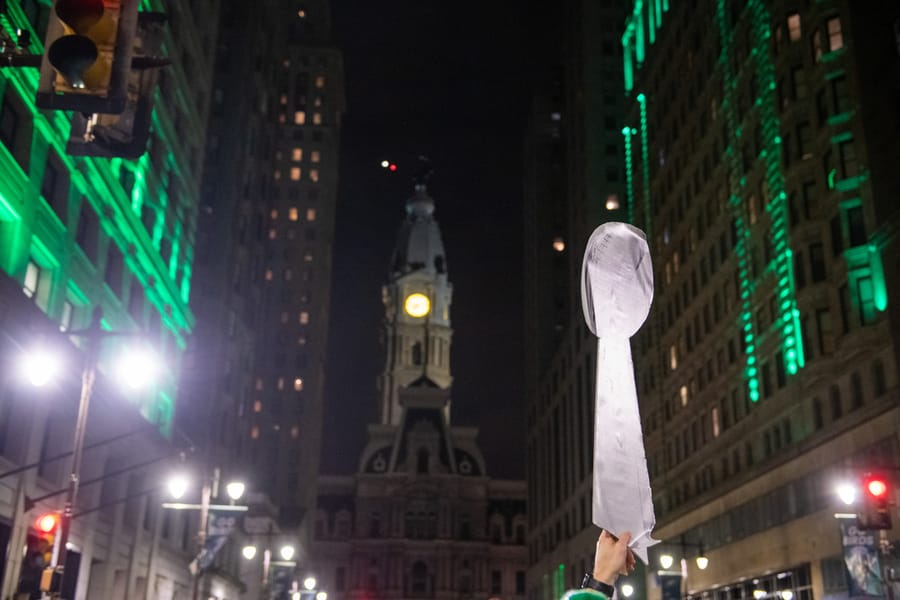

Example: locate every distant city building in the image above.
[523,0,632,598]
[0,0,233,597]
[620,2,900,600]
[310,178,527,600]
[183,0,345,577]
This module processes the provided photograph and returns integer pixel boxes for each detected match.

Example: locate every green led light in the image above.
[638,93,651,236]
[623,126,636,225]
[868,244,889,311]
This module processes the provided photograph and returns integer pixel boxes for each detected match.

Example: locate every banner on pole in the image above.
[190,511,239,575]
[839,520,883,598]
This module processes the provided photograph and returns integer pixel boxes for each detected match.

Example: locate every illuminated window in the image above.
[297,336,307,345]
[605,195,620,210]
[277,377,285,390]
[292,148,303,161]
[787,13,801,41]
[297,9,306,18]
[299,311,310,325]
[712,407,720,437]
[291,425,300,438]
[313,113,322,125]
[306,208,317,222]
[251,426,259,439]
[827,17,843,51]
[310,169,319,183]
[314,96,323,107]
[255,378,264,390]
[303,251,313,263]
[278,114,286,124]
[291,167,301,181]
[273,169,282,181]
[289,207,299,221]
[680,385,689,406]
[265,269,273,281]
[311,150,321,163]
[268,228,277,240]
[270,209,279,219]
[253,400,262,413]
[670,345,678,370]
[294,111,306,125]
[280,94,288,105]
[552,238,565,252]
[22,261,40,298]
[315,75,325,88]
[294,378,303,391]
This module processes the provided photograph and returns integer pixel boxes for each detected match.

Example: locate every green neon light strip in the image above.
[638,93,652,237]
[623,126,636,225]
[715,0,761,402]
[868,244,888,311]
[748,0,805,375]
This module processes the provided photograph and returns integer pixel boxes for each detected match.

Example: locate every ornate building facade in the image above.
[310,175,527,600]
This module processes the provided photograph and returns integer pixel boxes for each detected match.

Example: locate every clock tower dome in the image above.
[378,160,453,425]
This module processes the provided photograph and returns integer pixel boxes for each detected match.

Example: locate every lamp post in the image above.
[164,469,247,600]
[241,542,299,600]
[22,307,161,597]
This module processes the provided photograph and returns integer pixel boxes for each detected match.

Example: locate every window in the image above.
[809,243,827,282]
[291,425,299,438]
[491,571,502,594]
[315,75,325,88]
[309,169,319,183]
[872,360,886,396]
[850,372,864,409]
[791,66,807,100]
[289,207,299,221]
[250,426,259,439]
[0,91,32,172]
[76,200,100,262]
[812,29,822,62]
[787,13,802,41]
[292,148,303,161]
[311,150,321,163]
[857,276,877,325]
[253,400,262,413]
[293,378,303,391]
[299,311,309,325]
[847,207,866,247]
[516,571,526,595]
[290,167,301,181]
[816,308,834,354]
[23,261,41,299]
[312,112,322,125]
[41,150,69,222]
[827,17,843,51]
[104,244,124,294]
[830,385,842,419]
[60,300,74,331]
[797,122,812,159]
[306,208,317,222]
[813,398,824,430]
[294,111,306,125]
[838,140,858,178]
[830,215,844,257]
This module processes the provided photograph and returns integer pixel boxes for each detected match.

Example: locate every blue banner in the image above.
[839,521,883,598]
[660,574,682,600]
[189,511,239,574]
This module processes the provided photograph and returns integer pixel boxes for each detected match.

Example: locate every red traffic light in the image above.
[35,513,59,534]
[866,478,888,498]
[389,164,397,172]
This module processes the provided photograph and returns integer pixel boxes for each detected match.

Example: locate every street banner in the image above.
[189,510,239,574]
[581,222,658,563]
[839,520,884,597]
[659,574,682,600]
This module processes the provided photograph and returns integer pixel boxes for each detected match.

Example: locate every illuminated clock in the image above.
[404,293,431,318]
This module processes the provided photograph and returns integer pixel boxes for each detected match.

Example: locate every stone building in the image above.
[309,177,527,600]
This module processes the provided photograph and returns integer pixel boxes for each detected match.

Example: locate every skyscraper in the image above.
[185,0,345,544]
[620,2,900,598]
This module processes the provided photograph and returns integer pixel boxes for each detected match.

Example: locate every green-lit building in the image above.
[620,2,900,600]
[0,0,249,597]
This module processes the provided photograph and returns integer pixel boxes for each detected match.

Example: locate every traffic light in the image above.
[37,0,139,114]
[857,473,893,530]
[17,513,60,597]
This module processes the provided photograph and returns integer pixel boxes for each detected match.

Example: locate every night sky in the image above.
[320,2,537,479]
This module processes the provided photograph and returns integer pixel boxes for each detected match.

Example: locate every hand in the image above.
[593,530,636,585]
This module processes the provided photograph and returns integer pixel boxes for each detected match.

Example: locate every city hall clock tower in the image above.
[378,160,453,425]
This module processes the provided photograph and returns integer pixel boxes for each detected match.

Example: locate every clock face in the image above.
[404,293,431,318]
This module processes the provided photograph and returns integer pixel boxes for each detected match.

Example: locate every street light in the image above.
[242,545,258,560]
[659,554,675,570]
[168,475,189,500]
[280,545,296,561]
[225,481,246,501]
[303,576,317,590]
[696,555,709,570]
[25,307,161,595]
[316,591,328,600]
[836,482,857,505]
[620,583,634,598]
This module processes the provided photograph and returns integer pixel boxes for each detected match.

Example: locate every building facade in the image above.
[619,1,900,599]
[522,0,633,598]
[181,0,345,582]
[0,0,247,598]
[310,179,527,600]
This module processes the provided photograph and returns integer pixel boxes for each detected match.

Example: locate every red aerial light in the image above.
[389,164,397,172]
[35,513,59,534]
[867,478,888,498]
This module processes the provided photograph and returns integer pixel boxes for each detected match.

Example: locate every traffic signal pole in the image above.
[49,310,101,598]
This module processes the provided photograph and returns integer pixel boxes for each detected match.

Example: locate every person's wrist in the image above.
[592,567,617,586]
